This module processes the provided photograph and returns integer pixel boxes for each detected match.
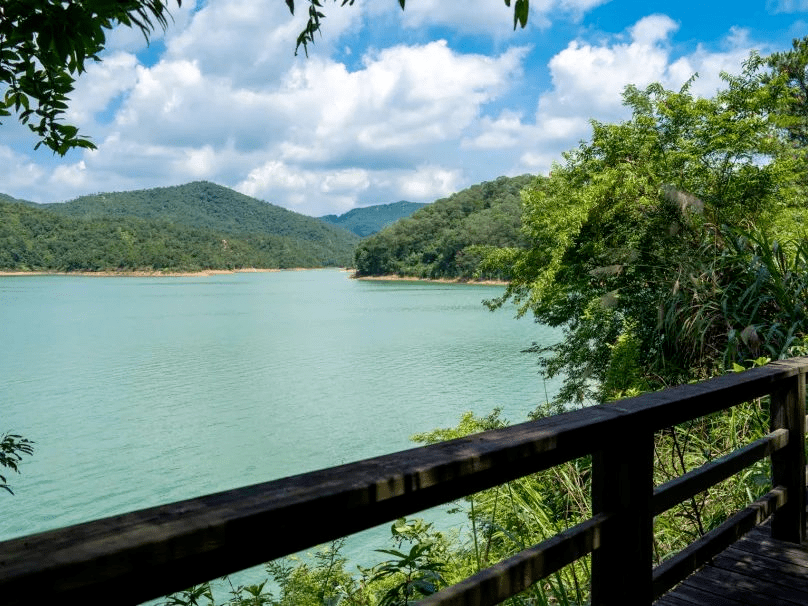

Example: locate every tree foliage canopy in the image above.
[354,175,533,280]
[483,42,808,405]
[0,181,359,271]
[0,0,530,154]
[0,0,180,153]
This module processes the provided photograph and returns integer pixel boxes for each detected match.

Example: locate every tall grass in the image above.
[661,225,808,377]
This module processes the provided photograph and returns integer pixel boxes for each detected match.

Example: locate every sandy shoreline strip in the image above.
[351,273,507,286]
[0,268,505,285]
[0,267,320,278]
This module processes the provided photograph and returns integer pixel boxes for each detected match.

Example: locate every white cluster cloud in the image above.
[466,14,764,175]
[397,0,612,33]
[539,15,681,125]
[767,0,808,13]
[56,22,528,214]
[1,0,794,216]
[0,146,47,193]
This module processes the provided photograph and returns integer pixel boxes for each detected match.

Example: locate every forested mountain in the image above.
[319,201,428,237]
[0,193,33,205]
[43,181,358,248]
[0,201,355,271]
[353,174,536,280]
[1,182,359,272]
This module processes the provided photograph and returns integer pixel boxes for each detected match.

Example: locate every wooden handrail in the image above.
[417,513,610,606]
[0,358,806,605]
[651,486,787,599]
[652,428,788,516]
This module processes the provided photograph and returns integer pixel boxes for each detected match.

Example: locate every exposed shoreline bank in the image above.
[351,273,508,286]
[0,268,506,285]
[0,267,325,278]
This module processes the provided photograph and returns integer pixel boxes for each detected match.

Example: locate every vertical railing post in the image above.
[591,428,654,605]
[770,367,806,543]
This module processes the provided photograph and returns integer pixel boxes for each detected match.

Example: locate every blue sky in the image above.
[0,0,805,216]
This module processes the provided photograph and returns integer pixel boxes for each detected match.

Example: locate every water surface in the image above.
[0,269,560,556]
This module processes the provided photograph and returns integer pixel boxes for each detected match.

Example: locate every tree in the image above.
[760,36,808,148]
[0,0,180,153]
[1,0,530,155]
[353,175,533,280]
[483,57,805,405]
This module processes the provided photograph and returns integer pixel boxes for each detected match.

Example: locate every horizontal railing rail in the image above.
[0,358,806,605]
[651,428,789,516]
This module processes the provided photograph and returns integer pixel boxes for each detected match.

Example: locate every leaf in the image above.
[514,0,529,29]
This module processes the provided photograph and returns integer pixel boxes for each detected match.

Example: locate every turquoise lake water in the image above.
[0,269,560,579]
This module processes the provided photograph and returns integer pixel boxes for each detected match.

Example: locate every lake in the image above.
[0,269,560,578]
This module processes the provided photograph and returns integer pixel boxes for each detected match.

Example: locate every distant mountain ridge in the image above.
[1,181,359,272]
[2,177,537,276]
[0,192,34,205]
[319,201,428,237]
[43,181,358,245]
[354,174,537,280]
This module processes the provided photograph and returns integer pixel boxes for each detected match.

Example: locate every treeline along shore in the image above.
[1,176,530,279]
[0,182,359,273]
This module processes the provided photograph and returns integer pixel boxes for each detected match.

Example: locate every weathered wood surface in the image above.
[655,519,808,605]
[0,358,805,605]
[592,432,655,604]
[652,430,788,516]
[770,368,807,542]
[652,488,787,599]
[0,405,632,606]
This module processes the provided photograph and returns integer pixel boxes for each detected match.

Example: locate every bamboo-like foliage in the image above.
[661,226,808,377]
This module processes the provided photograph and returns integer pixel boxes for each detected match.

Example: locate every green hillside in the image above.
[0,193,34,205]
[1,182,360,272]
[0,201,356,272]
[319,201,428,237]
[43,181,358,249]
[354,174,537,280]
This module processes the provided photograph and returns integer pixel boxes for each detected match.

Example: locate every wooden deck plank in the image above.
[681,564,808,605]
[653,593,709,606]
[712,546,808,587]
[658,519,808,605]
[658,581,750,605]
[732,531,808,563]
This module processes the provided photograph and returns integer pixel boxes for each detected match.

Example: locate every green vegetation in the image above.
[0,433,34,496]
[0,193,34,205]
[484,55,807,405]
[1,0,528,153]
[0,182,359,272]
[320,201,428,237]
[161,38,808,606]
[43,181,358,249]
[1,0,180,153]
[354,175,534,280]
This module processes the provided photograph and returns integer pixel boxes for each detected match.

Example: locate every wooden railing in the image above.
[0,358,806,605]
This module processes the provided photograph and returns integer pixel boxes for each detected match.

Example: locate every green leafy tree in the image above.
[1,1,530,154]
[0,0,180,153]
[484,61,803,405]
[760,36,808,148]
